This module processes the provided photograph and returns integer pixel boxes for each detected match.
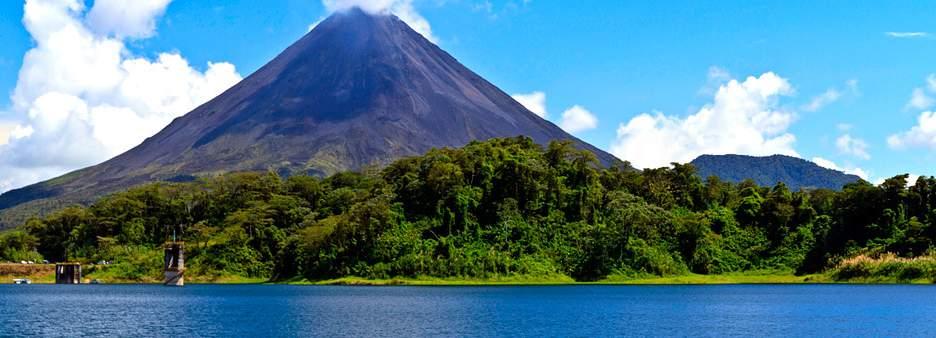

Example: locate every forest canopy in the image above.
[6,137,936,282]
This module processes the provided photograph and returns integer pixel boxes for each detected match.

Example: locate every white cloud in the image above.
[885,32,929,38]
[802,88,841,112]
[870,174,921,187]
[698,66,731,96]
[907,88,934,110]
[319,0,437,42]
[0,0,242,193]
[558,105,597,134]
[86,0,172,39]
[323,0,398,13]
[611,72,798,169]
[511,91,547,118]
[510,91,596,133]
[835,134,870,160]
[888,111,936,150]
[846,79,860,93]
[307,18,323,32]
[707,66,731,83]
[801,79,858,112]
[472,0,494,16]
[812,157,869,180]
[905,74,936,110]
[0,121,17,146]
[810,157,837,170]
[927,74,936,92]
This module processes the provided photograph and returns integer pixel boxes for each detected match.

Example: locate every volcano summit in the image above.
[0,9,620,228]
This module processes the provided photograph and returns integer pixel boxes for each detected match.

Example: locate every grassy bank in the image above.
[0,264,55,283]
[0,263,267,284]
[300,272,837,286]
[602,271,831,284]
[5,273,934,285]
[79,272,268,285]
[829,253,936,284]
[4,264,934,285]
[301,274,577,286]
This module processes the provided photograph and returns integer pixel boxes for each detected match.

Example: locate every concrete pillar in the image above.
[55,263,81,284]
[164,242,184,286]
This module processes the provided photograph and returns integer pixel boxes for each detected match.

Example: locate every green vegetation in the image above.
[6,137,936,284]
[306,275,576,286]
[0,231,43,263]
[306,272,824,285]
[830,253,936,283]
[691,154,860,191]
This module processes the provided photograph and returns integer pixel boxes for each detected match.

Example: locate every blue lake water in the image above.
[1,284,935,337]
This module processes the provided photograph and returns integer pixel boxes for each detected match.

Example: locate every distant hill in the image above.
[690,154,861,190]
[0,9,621,229]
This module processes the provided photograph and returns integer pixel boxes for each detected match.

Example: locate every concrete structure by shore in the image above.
[164,242,184,286]
[55,263,81,284]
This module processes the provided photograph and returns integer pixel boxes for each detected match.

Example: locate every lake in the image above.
[1,284,934,337]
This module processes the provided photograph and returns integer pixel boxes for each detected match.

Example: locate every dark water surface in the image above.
[1,284,934,337]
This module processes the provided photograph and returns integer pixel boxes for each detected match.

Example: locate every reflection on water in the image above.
[1,284,935,337]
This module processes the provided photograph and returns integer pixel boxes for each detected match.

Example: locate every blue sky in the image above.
[0,0,934,191]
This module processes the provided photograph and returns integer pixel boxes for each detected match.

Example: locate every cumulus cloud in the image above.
[0,0,242,193]
[836,134,870,160]
[907,88,934,110]
[888,111,936,150]
[0,122,17,146]
[611,72,798,169]
[698,66,732,96]
[318,0,437,42]
[511,91,547,118]
[86,0,172,39]
[905,75,936,110]
[510,91,596,133]
[558,105,598,134]
[812,157,869,180]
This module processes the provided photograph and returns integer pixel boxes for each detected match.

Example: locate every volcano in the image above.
[0,9,621,228]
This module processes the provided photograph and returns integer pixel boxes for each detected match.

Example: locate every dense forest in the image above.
[2,137,935,282]
[691,154,861,191]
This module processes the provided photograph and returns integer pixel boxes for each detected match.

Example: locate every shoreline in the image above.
[304,274,826,286]
[5,270,935,286]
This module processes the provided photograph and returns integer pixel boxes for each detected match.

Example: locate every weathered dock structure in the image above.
[55,263,81,284]
[164,242,184,286]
